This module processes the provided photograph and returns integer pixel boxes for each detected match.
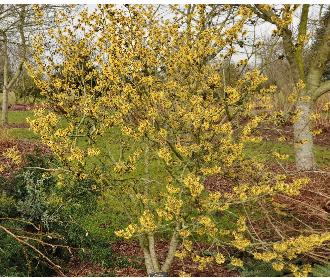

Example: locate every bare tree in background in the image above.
[0,5,27,126]
[0,4,76,126]
[258,36,296,112]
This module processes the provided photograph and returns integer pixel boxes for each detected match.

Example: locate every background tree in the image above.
[0,5,27,126]
[0,4,76,125]
[257,36,296,113]
[247,4,330,170]
[14,68,41,103]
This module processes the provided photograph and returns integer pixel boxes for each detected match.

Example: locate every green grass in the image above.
[245,141,330,167]
[7,128,39,140]
[6,111,38,140]
[4,110,330,168]
[8,110,34,125]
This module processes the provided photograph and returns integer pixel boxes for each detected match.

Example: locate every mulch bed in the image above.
[0,138,51,178]
[68,240,239,277]
[3,123,30,128]
[67,260,107,277]
[9,103,37,111]
[258,123,330,146]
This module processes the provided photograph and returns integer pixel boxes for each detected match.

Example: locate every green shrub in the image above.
[239,258,285,277]
[312,263,330,277]
[0,232,27,276]
[0,152,119,275]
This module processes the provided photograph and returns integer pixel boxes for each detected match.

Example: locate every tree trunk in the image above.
[139,224,179,276]
[295,7,330,171]
[293,95,315,170]
[160,226,179,273]
[139,235,157,276]
[1,87,9,126]
[1,6,27,126]
[2,33,9,126]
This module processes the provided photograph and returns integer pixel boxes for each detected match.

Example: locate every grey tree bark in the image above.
[294,8,330,170]
[138,223,179,276]
[293,96,315,170]
[1,5,27,126]
[2,34,9,126]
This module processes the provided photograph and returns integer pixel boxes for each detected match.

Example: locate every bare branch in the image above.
[313,80,330,101]
[0,225,65,276]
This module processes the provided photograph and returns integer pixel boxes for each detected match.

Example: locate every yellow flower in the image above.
[232,233,250,250]
[166,184,180,194]
[272,151,289,160]
[139,211,156,232]
[165,195,183,216]
[157,147,172,165]
[179,229,191,238]
[87,147,101,157]
[3,147,22,165]
[215,253,225,264]
[272,262,284,272]
[175,250,188,260]
[183,173,204,198]
[183,240,192,251]
[115,224,137,239]
[231,257,244,268]
[253,251,277,262]
[193,255,213,271]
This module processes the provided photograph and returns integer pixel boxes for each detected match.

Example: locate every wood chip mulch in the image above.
[3,123,30,128]
[258,123,330,146]
[9,103,37,111]
[68,240,239,277]
[0,138,51,178]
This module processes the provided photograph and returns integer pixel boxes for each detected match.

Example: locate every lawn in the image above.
[6,110,330,166]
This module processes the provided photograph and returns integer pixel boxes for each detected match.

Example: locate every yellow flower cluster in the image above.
[115,224,137,240]
[288,263,312,277]
[197,216,218,237]
[139,211,157,233]
[157,147,172,165]
[192,255,213,271]
[253,251,278,262]
[165,195,183,216]
[272,151,289,160]
[272,262,284,272]
[231,257,244,268]
[87,147,101,157]
[215,253,226,264]
[183,173,204,198]
[231,232,250,250]
[253,233,330,276]
[201,191,221,212]
[273,233,330,259]
[3,147,22,165]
